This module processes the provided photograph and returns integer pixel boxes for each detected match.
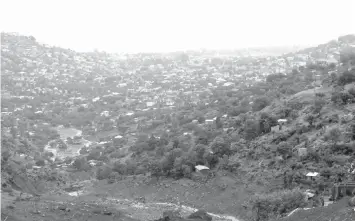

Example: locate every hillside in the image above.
[2,32,355,221]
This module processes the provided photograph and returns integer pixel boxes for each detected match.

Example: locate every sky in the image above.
[1,0,355,53]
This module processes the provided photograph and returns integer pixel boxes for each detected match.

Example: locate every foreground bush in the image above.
[250,188,307,221]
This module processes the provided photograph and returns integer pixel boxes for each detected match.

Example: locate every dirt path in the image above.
[1,192,138,221]
[1,184,241,221]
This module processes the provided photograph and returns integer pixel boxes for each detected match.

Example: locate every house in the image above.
[195,165,210,176]
[277,119,287,124]
[331,181,355,201]
[205,119,214,125]
[306,172,319,182]
[304,189,316,199]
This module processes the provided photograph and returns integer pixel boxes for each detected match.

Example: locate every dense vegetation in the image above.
[2,32,355,221]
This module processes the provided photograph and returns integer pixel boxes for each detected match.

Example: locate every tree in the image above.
[210,136,231,157]
[259,112,277,133]
[148,135,158,150]
[194,144,207,162]
[244,119,260,140]
[338,71,355,86]
[215,116,223,129]
[96,166,112,180]
[252,97,269,112]
[35,159,45,166]
[277,142,292,159]
[73,157,89,171]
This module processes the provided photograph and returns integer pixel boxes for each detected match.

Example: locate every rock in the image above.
[187,210,212,221]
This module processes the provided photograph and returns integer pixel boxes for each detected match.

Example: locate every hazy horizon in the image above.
[1,0,355,53]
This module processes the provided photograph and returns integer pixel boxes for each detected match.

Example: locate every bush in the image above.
[35,159,45,166]
[87,149,102,161]
[250,189,307,221]
[72,157,89,171]
[252,97,269,112]
[304,114,316,127]
[79,147,89,155]
[210,136,231,157]
[96,165,112,180]
[338,71,355,85]
[331,91,354,104]
[348,87,355,97]
[112,161,126,174]
[324,128,342,146]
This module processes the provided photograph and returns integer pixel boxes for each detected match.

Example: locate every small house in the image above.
[305,189,316,198]
[277,119,287,125]
[306,172,319,182]
[205,119,214,125]
[195,165,210,176]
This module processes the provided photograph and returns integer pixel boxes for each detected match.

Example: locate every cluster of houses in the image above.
[2,32,355,159]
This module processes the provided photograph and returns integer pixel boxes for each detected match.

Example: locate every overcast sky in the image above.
[1,0,355,53]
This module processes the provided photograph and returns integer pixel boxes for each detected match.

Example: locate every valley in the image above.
[2,32,355,221]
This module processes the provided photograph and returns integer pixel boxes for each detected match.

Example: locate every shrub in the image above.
[338,71,355,85]
[228,106,249,117]
[79,147,89,155]
[112,161,126,174]
[87,149,102,161]
[96,165,112,180]
[324,128,342,146]
[250,189,307,221]
[72,157,89,171]
[35,159,45,166]
[276,142,293,158]
[252,97,269,112]
[348,87,355,97]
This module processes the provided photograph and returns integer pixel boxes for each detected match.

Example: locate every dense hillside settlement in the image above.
[1,32,355,221]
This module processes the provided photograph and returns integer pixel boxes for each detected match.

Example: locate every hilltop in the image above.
[1,32,355,221]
